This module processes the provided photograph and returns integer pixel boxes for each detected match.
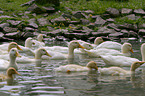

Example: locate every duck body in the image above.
[98,67,130,76]
[54,61,98,72]
[101,55,139,66]
[95,41,122,50]
[98,61,145,76]
[0,48,20,71]
[54,64,90,72]
[86,43,133,58]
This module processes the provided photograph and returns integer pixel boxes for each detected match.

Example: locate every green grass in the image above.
[0,0,145,31]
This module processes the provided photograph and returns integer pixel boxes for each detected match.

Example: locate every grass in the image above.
[0,0,145,30]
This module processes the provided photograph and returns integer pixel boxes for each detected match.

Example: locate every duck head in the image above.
[131,61,145,71]
[35,48,52,59]
[37,34,44,42]
[94,37,104,45]
[122,43,133,53]
[8,42,22,52]
[7,67,20,79]
[86,61,98,70]
[25,37,35,48]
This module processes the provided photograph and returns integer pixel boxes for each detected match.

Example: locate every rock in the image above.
[4,31,21,39]
[24,27,35,32]
[83,10,94,14]
[80,19,90,25]
[37,18,51,26]
[42,6,55,13]
[129,30,138,38]
[35,0,60,6]
[3,27,18,33]
[121,8,132,15]
[20,0,35,7]
[109,32,124,38]
[62,13,72,19]
[118,23,138,32]
[7,20,21,26]
[27,3,45,14]
[0,23,10,31]
[28,18,38,28]
[47,29,68,37]
[0,11,3,14]
[138,23,145,29]
[51,16,68,26]
[125,14,139,20]
[87,23,95,29]
[0,15,13,19]
[138,29,145,36]
[106,18,115,23]
[47,26,55,31]
[0,32,4,37]
[94,16,106,26]
[106,8,120,17]
[21,32,35,39]
[134,9,145,15]
[72,11,87,19]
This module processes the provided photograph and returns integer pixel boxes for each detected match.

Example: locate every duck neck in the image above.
[68,45,75,58]
[130,65,136,72]
[35,51,42,59]
[7,74,13,79]
[9,56,17,70]
[141,44,145,61]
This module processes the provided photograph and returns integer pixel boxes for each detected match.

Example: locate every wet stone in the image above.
[4,31,21,39]
[80,19,90,25]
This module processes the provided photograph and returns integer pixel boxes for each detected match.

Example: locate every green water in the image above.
[0,40,145,96]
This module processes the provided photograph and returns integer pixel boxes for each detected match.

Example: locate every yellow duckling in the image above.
[54,61,98,72]
[99,61,145,76]
[0,67,20,80]
[0,42,22,55]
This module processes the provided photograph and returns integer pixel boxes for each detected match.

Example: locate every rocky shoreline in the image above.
[0,0,145,42]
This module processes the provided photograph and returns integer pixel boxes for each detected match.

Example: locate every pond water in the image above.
[0,39,145,96]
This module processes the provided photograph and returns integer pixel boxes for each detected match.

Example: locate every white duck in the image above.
[93,37,122,50]
[43,40,93,54]
[18,37,35,56]
[0,42,22,55]
[0,48,21,71]
[32,34,45,49]
[99,61,145,76]
[16,47,52,63]
[45,40,85,59]
[100,43,145,67]
[86,42,133,58]
[54,61,98,72]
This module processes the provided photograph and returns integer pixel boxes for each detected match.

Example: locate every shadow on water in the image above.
[0,39,145,95]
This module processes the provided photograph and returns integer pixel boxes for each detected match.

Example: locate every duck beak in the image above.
[46,52,52,57]
[16,51,21,57]
[139,61,145,65]
[17,45,22,51]
[130,48,134,53]
[78,44,85,49]
[15,71,20,75]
